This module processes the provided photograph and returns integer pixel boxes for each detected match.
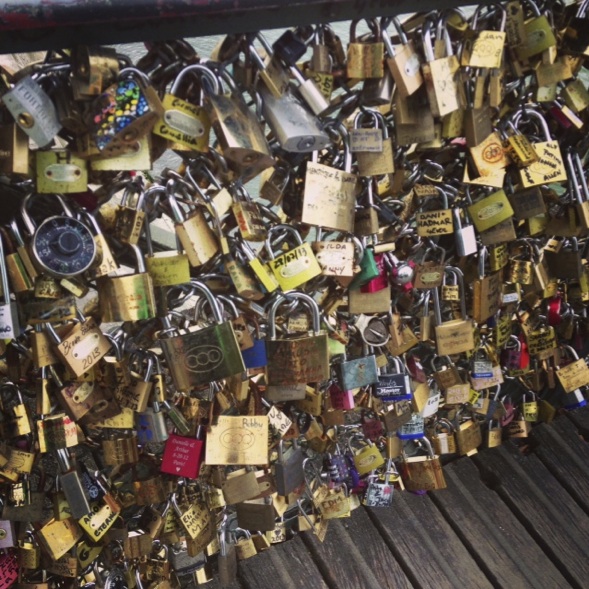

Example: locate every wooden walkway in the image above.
[205,408,589,589]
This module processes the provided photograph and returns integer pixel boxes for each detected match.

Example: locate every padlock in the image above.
[96,243,156,322]
[433,269,475,356]
[400,437,446,491]
[453,205,477,257]
[153,63,214,151]
[347,19,384,79]
[166,180,220,267]
[258,83,330,153]
[421,15,460,118]
[161,431,204,479]
[348,434,384,476]
[35,148,88,194]
[510,108,567,188]
[264,224,322,290]
[45,310,111,377]
[0,234,20,341]
[383,16,423,97]
[20,193,97,278]
[91,66,164,152]
[56,448,91,519]
[302,124,357,232]
[231,183,268,242]
[430,418,457,455]
[203,67,275,182]
[266,291,329,386]
[463,3,506,69]
[352,109,395,178]
[102,430,139,466]
[3,74,62,148]
[515,0,557,60]
[236,496,276,532]
[159,281,245,390]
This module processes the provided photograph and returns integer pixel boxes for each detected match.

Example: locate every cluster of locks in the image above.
[2,0,589,586]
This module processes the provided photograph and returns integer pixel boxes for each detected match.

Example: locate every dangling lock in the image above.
[264,224,322,290]
[0,234,20,341]
[313,229,360,287]
[513,0,557,61]
[430,418,457,455]
[544,237,583,280]
[373,356,411,402]
[113,178,147,245]
[463,3,506,69]
[44,310,111,378]
[231,183,268,242]
[166,178,219,268]
[203,68,275,182]
[258,82,330,153]
[510,107,567,188]
[432,269,475,356]
[91,66,164,152]
[20,193,97,278]
[266,291,329,386]
[421,15,461,118]
[159,281,245,390]
[143,190,190,287]
[383,16,423,97]
[96,244,156,322]
[161,427,205,480]
[348,434,384,477]
[81,211,119,280]
[334,340,379,391]
[347,18,384,79]
[352,109,395,178]
[400,436,446,491]
[3,71,62,148]
[153,63,215,152]
[453,205,478,257]
[302,123,357,233]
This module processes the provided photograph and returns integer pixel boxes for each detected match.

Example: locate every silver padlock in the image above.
[0,233,20,340]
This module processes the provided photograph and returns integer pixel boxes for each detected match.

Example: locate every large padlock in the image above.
[96,244,156,322]
[203,67,275,182]
[91,66,164,152]
[265,291,329,386]
[347,18,384,79]
[400,437,446,491]
[264,224,322,290]
[3,74,62,148]
[159,281,245,390]
[433,268,475,356]
[153,63,213,151]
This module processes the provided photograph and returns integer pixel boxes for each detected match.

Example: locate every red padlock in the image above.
[160,433,204,479]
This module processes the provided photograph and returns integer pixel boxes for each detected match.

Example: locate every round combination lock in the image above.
[31,216,96,278]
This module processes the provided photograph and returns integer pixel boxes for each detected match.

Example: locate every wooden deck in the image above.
[204,408,589,589]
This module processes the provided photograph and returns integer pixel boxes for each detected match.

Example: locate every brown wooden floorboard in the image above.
[238,535,329,589]
[366,491,493,589]
[429,457,570,589]
[531,417,589,516]
[336,507,414,589]
[474,442,589,589]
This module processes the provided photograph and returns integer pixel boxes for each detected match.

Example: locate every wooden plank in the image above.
[429,457,569,589]
[531,418,589,516]
[273,535,331,589]
[238,536,328,589]
[565,405,589,438]
[300,517,385,589]
[367,491,493,589]
[340,508,414,589]
[475,443,589,589]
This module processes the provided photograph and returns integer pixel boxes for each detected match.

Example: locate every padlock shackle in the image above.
[264,224,304,260]
[511,107,552,141]
[472,3,506,32]
[190,280,225,325]
[267,291,321,339]
[0,231,11,306]
[170,63,220,97]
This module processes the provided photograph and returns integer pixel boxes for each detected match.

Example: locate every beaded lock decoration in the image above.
[93,78,150,150]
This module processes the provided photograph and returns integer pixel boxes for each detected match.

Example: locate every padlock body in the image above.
[160,322,245,389]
